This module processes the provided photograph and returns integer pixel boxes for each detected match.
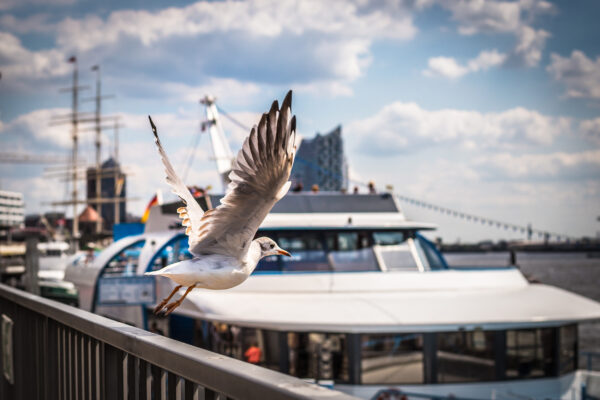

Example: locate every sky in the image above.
[0,0,599,243]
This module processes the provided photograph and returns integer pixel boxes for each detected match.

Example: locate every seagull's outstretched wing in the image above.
[190,90,296,257]
[149,116,205,243]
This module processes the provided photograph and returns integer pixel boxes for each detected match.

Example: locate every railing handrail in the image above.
[0,283,358,400]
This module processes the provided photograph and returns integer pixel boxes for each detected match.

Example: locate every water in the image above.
[444,251,600,368]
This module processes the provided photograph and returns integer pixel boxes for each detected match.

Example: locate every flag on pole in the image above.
[141,194,159,223]
[115,176,125,196]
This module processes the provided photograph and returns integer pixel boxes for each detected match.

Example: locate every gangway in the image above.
[0,283,357,400]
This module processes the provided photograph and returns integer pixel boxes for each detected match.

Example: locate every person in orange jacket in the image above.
[244,342,262,364]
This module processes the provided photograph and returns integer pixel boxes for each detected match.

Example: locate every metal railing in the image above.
[582,351,600,372]
[0,283,358,400]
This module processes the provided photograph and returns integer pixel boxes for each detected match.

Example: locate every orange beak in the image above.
[277,249,291,257]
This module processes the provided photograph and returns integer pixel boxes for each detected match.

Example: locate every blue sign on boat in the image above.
[97,276,155,305]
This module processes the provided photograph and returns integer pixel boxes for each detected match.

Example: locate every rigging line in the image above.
[216,106,576,241]
[182,128,203,182]
[178,127,198,178]
[216,105,252,132]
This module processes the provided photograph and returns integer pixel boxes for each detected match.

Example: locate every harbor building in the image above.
[0,190,25,231]
[290,125,348,191]
[86,157,126,231]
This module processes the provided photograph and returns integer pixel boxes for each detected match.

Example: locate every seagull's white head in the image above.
[254,237,291,259]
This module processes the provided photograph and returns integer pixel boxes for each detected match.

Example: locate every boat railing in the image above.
[371,388,483,400]
[582,351,600,372]
[0,283,357,400]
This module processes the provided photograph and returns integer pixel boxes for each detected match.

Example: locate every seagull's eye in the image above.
[270,244,275,249]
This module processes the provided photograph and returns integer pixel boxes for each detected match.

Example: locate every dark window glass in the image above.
[279,233,329,272]
[416,235,446,270]
[204,323,280,371]
[338,232,358,251]
[437,330,495,383]
[373,231,405,246]
[101,240,145,276]
[361,333,423,384]
[255,231,379,273]
[559,325,577,375]
[288,333,349,382]
[506,328,556,379]
[148,235,192,272]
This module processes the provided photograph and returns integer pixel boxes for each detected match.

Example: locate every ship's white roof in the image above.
[170,269,600,332]
[145,193,438,231]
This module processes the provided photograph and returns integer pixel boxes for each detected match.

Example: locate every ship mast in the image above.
[200,95,234,192]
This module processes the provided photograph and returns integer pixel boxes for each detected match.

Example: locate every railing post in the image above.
[104,344,124,400]
[24,235,40,296]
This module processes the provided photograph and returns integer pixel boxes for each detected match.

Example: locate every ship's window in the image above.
[101,240,145,276]
[559,325,577,375]
[328,248,379,272]
[361,333,424,384]
[148,235,193,272]
[415,234,447,270]
[288,332,349,383]
[279,233,329,272]
[203,322,274,369]
[436,330,495,383]
[376,243,419,271]
[338,232,358,251]
[506,328,555,379]
[373,231,405,246]
[324,231,370,251]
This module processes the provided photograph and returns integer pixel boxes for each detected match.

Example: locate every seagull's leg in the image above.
[163,284,197,316]
[154,285,182,314]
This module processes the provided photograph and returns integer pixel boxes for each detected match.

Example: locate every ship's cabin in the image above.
[154,315,579,387]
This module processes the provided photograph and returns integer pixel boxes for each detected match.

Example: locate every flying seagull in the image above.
[146,91,296,315]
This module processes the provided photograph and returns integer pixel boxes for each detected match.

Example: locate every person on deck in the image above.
[244,342,262,365]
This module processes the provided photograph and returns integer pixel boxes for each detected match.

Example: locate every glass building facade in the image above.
[290,125,348,192]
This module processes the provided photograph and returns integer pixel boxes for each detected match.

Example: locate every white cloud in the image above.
[478,150,600,178]
[510,26,550,67]
[348,102,567,155]
[0,107,72,149]
[155,78,262,105]
[0,14,56,34]
[423,56,469,79]
[0,32,70,81]
[423,49,506,79]
[547,50,600,99]
[419,0,554,68]
[54,1,416,52]
[428,0,554,35]
[1,1,418,97]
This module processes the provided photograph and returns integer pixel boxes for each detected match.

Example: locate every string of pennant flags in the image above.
[393,194,577,242]
[217,106,578,243]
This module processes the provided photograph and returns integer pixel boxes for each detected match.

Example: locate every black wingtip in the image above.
[282,90,292,110]
[259,112,268,127]
[270,100,279,113]
[148,115,158,138]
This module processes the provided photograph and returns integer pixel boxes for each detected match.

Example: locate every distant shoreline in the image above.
[440,242,600,254]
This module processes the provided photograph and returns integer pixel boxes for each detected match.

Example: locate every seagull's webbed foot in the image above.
[163,284,197,316]
[154,284,182,314]
[163,300,182,316]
